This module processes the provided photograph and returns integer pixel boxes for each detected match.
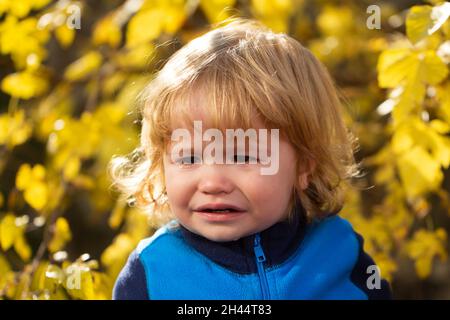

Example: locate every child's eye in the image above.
[233,155,258,164]
[176,155,202,165]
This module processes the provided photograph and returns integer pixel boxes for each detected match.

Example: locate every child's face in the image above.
[162,98,307,242]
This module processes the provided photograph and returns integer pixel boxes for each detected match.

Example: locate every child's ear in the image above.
[298,159,316,190]
[298,173,308,190]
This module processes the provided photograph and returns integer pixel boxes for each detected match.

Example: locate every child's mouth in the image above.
[194,203,246,213]
[193,203,246,221]
[200,208,240,213]
[195,210,246,222]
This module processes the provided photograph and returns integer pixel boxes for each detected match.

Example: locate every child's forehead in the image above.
[168,87,268,132]
[169,107,268,133]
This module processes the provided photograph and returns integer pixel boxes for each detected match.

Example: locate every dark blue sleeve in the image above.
[112,250,150,300]
[350,232,393,300]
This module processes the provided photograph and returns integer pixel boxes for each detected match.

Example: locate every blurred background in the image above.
[0,0,449,299]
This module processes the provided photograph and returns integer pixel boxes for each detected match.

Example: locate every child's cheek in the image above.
[239,170,283,196]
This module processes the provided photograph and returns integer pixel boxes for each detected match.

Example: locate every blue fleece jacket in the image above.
[112,202,392,300]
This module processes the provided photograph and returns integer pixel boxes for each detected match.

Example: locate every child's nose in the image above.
[197,166,234,195]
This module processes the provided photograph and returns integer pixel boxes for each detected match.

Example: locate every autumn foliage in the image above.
[0,0,450,299]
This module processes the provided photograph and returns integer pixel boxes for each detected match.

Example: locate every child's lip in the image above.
[194,210,246,222]
[194,203,246,212]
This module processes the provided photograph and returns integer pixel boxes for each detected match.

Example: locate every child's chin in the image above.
[200,229,246,242]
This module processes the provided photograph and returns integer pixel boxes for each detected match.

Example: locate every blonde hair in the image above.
[108,18,361,226]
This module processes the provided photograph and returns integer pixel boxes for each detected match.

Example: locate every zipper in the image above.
[253,233,270,299]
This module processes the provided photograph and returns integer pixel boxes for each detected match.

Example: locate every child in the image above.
[110,18,392,300]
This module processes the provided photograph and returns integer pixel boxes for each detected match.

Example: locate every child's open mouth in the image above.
[193,203,246,221]
[200,208,240,213]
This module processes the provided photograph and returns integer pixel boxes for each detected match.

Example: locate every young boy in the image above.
[110,18,392,300]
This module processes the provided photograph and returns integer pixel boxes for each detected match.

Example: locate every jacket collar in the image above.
[179,198,308,274]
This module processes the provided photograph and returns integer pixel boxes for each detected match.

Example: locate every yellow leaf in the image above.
[101,72,127,96]
[415,256,432,278]
[108,200,126,229]
[92,15,122,48]
[32,0,51,10]
[377,48,413,88]
[45,264,65,288]
[251,0,296,32]
[378,49,447,89]
[251,0,294,17]
[80,270,96,300]
[3,1,31,18]
[24,181,48,211]
[17,164,49,211]
[407,229,447,278]
[262,17,290,33]
[0,253,11,275]
[0,16,49,69]
[63,157,81,181]
[437,82,450,124]
[371,252,397,283]
[70,174,95,189]
[114,43,155,69]
[430,134,450,169]
[397,146,443,197]
[1,71,49,99]
[406,3,450,44]
[92,271,113,300]
[398,118,450,169]
[48,217,72,253]
[316,5,353,36]
[64,51,103,81]
[378,50,448,125]
[430,119,450,134]
[16,164,49,210]
[200,0,236,24]
[392,124,414,154]
[162,5,186,34]
[0,110,32,148]
[126,10,164,47]
[15,164,32,191]
[420,51,449,84]
[0,214,19,251]
[101,233,135,278]
[55,24,75,48]
[31,261,50,291]
[0,253,12,291]
[32,164,46,180]
[0,0,51,17]
[64,263,96,300]
[14,233,31,261]
[374,163,395,185]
